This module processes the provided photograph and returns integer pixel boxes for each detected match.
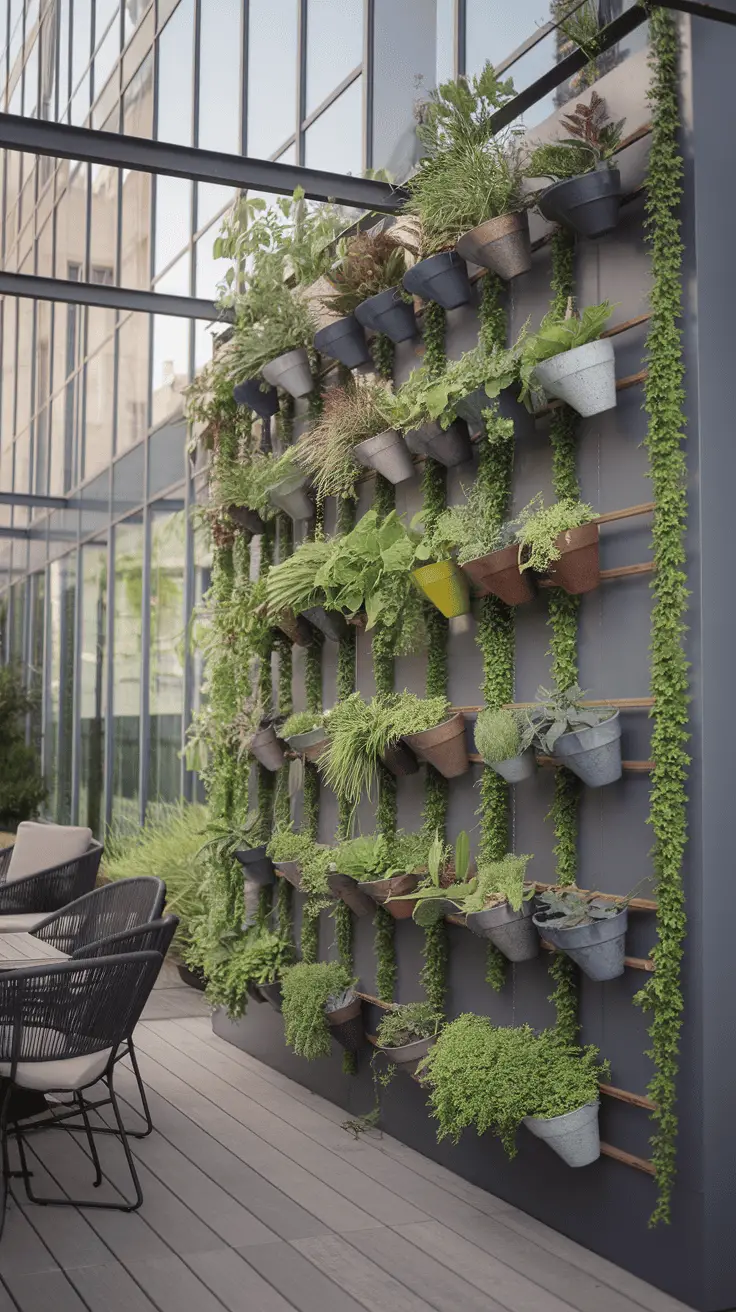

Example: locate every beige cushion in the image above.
[0,1046,113,1091]
[7,823,92,883]
[0,912,49,933]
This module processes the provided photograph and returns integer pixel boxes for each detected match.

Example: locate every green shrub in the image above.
[281,961,356,1060]
[0,666,47,829]
[233,931,295,985]
[266,826,332,897]
[515,496,596,575]
[376,1002,442,1049]
[474,708,528,764]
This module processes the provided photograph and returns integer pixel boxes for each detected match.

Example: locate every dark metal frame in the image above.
[0,270,231,322]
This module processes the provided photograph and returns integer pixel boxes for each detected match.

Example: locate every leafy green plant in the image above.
[526,91,625,183]
[0,666,47,828]
[234,930,295,985]
[527,684,615,755]
[229,286,318,381]
[375,1002,442,1049]
[429,465,517,567]
[104,803,209,954]
[265,538,338,617]
[280,961,357,1060]
[281,710,324,739]
[405,831,474,923]
[518,302,613,407]
[315,511,425,654]
[420,1014,608,1157]
[514,496,595,575]
[464,854,534,915]
[475,708,533,764]
[333,832,392,881]
[321,230,407,315]
[297,378,396,502]
[266,826,332,897]
[385,691,452,739]
[535,886,629,928]
[391,341,523,436]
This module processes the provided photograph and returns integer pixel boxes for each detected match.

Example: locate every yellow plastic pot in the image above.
[412,560,470,618]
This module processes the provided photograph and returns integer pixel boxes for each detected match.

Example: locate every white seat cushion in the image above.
[0,1047,113,1092]
[7,823,92,883]
[0,912,49,933]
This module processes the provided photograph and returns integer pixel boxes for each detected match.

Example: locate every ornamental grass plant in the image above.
[376,1002,443,1049]
[321,230,408,316]
[297,378,396,502]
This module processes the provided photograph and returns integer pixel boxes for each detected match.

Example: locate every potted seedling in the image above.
[389,368,471,468]
[474,707,536,783]
[519,300,616,417]
[230,812,276,887]
[266,536,348,643]
[228,273,320,401]
[526,92,625,239]
[357,829,438,919]
[240,931,295,1011]
[533,886,632,981]
[233,377,279,418]
[411,513,471,620]
[393,692,469,779]
[403,830,475,922]
[281,710,329,762]
[515,495,599,594]
[374,1003,443,1079]
[528,683,622,787]
[297,378,409,501]
[462,855,537,961]
[319,229,412,355]
[281,961,364,1058]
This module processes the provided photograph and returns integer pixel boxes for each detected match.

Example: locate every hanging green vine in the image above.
[372,431,398,1003]
[372,332,394,381]
[634,9,689,1229]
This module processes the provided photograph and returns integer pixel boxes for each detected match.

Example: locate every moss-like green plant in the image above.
[280,961,356,1061]
[235,931,295,986]
[281,710,324,739]
[474,708,530,765]
[515,497,595,575]
[376,1002,442,1049]
[266,826,332,898]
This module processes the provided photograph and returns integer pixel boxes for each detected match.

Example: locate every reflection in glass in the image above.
[157,0,194,147]
[121,55,153,288]
[196,181,236,234]
[15,299,33,436]
[79,542,107,835]
[198,0,240,154]
[112,518,142,827]
[248,0,297,160]
[124,0,146,44]
[195,222,230,300]
[306,0,362,116]
[72,0,92,89]
[151,315,190,428]
[47,554,77,823]
[154,175,191,275]
[28,572,45,757]
[8,578,25,665]
[116,313,150,453]
[304,77,363,175]
[84,349,114,481]
[149,510,185,806]
[191,517,212,803]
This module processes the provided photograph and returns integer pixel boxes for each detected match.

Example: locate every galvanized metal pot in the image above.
[455,211,532,280]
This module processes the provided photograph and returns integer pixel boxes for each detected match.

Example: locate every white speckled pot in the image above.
[524,1100,601,1168]
[533,338,616,417]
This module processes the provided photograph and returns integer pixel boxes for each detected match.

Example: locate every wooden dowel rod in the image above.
[594,501,655,524]
[599,1083,656,1112]
[452,698,653,713]
[598,562,654,580]
[600,1143,656,1176]
[540,941,655,971]
[356,991,393,1011]
[601,312,651,339]
[533,882,657,911]
[467,754,653,771]
[535,370,648,417]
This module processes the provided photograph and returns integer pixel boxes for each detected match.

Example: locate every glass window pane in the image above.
[154,175,191,276]
[39,13,59,120]
[116,313,150,453]
[58,0,70,113]
[149,508,185,806]
[93,17,120,99]
[112,517,143,827]
[72,0,91,87]
[15,299,33,435]
[156,0,193,147]
[304,77,363,175]
[247,0,297,159]
[23,35,39,116]
[195,221,230,300]
[55,160,89,280]
[151,314,190,428]
[120,60,153,288]
[2,300,16,450]
[8,577,26,665]
[124,0,147,44]
[83,348,114,481]
[306,0,362,116]
[436,0,454,84]
[79,541,107,836]
[196,181,235,233]
[28,572,45,757]
[47,553,77,823]
[198,0,240,154]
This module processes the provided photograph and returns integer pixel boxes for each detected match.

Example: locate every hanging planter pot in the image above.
[326,872,376,918]
[486,747,536,784]
[267,470,314,521]
[249,726,285,772]
[380,1035,436,1081]
[314,315,371,369]
[533,338,616,417]
[325,993,364,1053]
[354,286,418,343]
[177,963,207,991]
[533,906,628,981]
[379,740,419,777]
[234,846,275,887]
[403,251,471,309]
[301,605,348,643]
[257,981,283,1012]
[233,378,279,418]
[402,712,469,779]
[228,504,265,535]
[455,211,532,281]
[461,545,535,606]
[553,712,622,787]
[544,523,600,594]
[274,861,303,890]
[361,872,420,920]
[247,980,266,1004]
[275,609,312,647]
[261,347,314,399]
[466,899,539,962]
[353,429,414,485]
[404,419,472,468]
[453,386,492,439]
[287,727,328,762]
[412,560,471,619]
[524,1100,601,1167]
[538,166,622,239]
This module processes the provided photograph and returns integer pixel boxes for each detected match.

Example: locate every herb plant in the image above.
[297,379,396,502]
[375,1002,443,1049]
[527,684,615,755]
[265,538,338,617]
[315,511,425,654]
[526,92,625,184]
[462,854,534,914]
[266,826,332,897]
[514,496,596,575]
[281,710,324,739]
[333,832,392,882]
[280,961,357,1061]
[234,930,295,985]
[535,886,627,928]
[474,708,533,765]
[518,301,614,408]
[321,230,407,315]
[429,466,517,566]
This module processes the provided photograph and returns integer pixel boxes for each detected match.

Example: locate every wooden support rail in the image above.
[594,501,655,524]
[600,1143,656,1176]
[453,698,654,712]
[539,941,654,972]
[467,754,653,771]
[533,369,648,419]
[532,883,657,911]
[600,1083,656,1112]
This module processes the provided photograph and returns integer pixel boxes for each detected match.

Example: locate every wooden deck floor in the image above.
[0,974,695,1312]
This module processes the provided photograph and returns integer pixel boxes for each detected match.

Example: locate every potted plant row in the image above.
[474,686,622,789]
[315,230,412,362]
[281,962,364,1058]
[330,829,447,920]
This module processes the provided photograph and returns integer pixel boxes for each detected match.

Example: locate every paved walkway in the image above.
[0,977,695,1312]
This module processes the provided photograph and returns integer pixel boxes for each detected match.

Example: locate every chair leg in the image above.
[76,1092,103,1188]
[124,1040,154,1138]
[0,1084,13,1240]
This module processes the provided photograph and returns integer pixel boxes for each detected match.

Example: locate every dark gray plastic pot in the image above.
[249,726,285,772]
[354,286,417,343]
[553,712,622,786]
[287,727,328,762]
[533,907,628,981]
[403,251,471,309]
[233,378,279,418]
[381,1034,436,1080]
[466,899,539,962]
[247,980,266,1004]
[326,872,376,917]
[538,167,622,239]
[267,470,314,521]
[261,347,314,399]
[314,315,371,369]
[228,504,265,535]
[353,429,414,484]
[275,861,303,890]
[380,740,419,777]
[453,385,491,438]
[257,981,283,1012]
[404,418,472,468]
[301,605,348,642]
[326,994,364,1053]
[234,846,275,886]
[524,1101,601,1167]
[488,748,536,784]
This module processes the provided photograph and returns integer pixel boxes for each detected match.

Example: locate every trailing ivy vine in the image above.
[634,8,689,1228]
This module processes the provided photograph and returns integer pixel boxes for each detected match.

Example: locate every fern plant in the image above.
[321,231,407,315]
[526,92,625,183]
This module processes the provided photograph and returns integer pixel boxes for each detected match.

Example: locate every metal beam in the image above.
[0,112,408,213]
[0,491,68,509]
[663,0,736,24]
[0,527,29,539]
[0,271,228,322]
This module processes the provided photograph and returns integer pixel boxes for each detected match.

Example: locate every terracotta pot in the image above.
[276,609,312,647]
[412,560,471,618]
[455,211,532,281]
[461,545,535,605]
[249,725,285,772]
[326,995,364,1052]
[380,741,419,777]
[402,712,469,778]
[274,861,303,890]
[326,872,376,917]
[545,522,600,594]
[361,871,420,920]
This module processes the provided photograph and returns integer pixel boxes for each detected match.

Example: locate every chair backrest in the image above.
[0,951,162,1072]
[74,914,179,962]
[33,877,167,956]
[6,823,93,882]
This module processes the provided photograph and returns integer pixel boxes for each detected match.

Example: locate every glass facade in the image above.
[0,0,635,832]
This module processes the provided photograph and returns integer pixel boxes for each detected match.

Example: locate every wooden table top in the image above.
[0,933,69,969]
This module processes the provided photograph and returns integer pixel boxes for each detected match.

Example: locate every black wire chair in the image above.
[0,840,103,923]
[32,877,167,956]
[0,951,162,1227]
